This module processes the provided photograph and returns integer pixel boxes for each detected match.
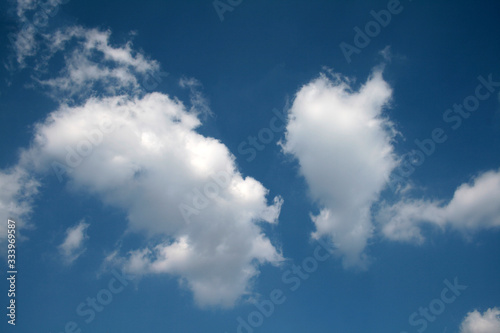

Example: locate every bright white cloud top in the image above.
[282,69,398,268]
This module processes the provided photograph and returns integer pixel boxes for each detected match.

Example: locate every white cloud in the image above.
[8,12,160,96]
[0,167,39,223]
[10,0,66,67]
[0,166,39,255]
[281,69,397,268]
[4,22,285,307]
[58,220,89,264]
[16,0,38,18]
[460,307,500,333]
[377,169,500,243]
[35,26,160,100]
[20,91,282,307]
[11,25,38,66]
[179,77,212,117]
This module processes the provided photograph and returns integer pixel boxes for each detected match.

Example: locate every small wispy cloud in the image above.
[34,26,160,102]
[58,220,89,264]
[377,169,500,243]
[179,77,212,117]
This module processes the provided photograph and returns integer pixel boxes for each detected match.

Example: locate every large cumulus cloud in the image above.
[3,26,283,307]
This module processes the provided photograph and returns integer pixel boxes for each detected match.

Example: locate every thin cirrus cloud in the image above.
[3,25,283,308]
[281,68,398,269]
[460,307,500,333]
[58,220,89,264]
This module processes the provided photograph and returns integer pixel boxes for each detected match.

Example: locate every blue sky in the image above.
[1,0,500,332]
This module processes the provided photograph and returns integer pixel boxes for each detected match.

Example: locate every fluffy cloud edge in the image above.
[460,307,500,333]
[377,169,500,243]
